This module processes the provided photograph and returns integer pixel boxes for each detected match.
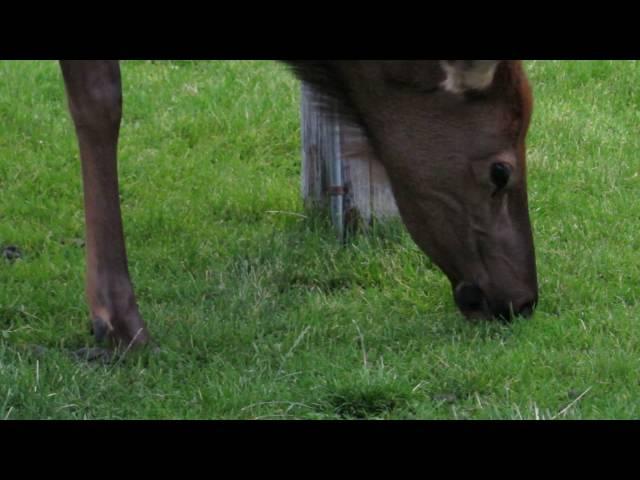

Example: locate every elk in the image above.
[58,60,537,348]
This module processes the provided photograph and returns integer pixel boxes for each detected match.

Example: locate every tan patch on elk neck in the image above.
[440,61,499,94]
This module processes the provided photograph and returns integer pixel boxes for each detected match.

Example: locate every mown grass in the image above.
[1,60,640,419]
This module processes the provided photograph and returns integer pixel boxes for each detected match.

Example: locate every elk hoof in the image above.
[91,316,112,343]
[88,307,150,348]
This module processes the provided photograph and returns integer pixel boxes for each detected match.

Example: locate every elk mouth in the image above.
[453,281,537,321]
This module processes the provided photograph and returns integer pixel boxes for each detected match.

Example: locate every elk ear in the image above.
[283,61,361,125]
[440,60,501,94]
[283,61,340,98]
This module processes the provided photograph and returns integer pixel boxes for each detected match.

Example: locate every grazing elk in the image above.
[58,60,538,349]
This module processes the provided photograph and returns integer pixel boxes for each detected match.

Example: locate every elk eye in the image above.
[490,162,512,192]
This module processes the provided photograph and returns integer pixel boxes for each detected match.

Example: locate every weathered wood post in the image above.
[300,82,399,238]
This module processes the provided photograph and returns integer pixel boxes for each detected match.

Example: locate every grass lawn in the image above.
[1,60,639,419]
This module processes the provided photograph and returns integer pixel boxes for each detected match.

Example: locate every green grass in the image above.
[1,60,640,419]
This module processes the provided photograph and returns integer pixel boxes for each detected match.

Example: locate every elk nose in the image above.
[454,282,537,321]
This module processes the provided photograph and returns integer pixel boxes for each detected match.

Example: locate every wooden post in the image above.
[300,82,399,237]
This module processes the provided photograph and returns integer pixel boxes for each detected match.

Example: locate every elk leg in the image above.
[60,60,150,348]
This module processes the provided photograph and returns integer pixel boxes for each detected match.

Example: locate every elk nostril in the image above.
[454,283,486,312]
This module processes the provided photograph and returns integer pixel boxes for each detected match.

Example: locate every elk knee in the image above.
[61,61,122,133]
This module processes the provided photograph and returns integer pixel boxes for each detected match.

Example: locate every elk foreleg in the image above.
[60,60,150,348]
